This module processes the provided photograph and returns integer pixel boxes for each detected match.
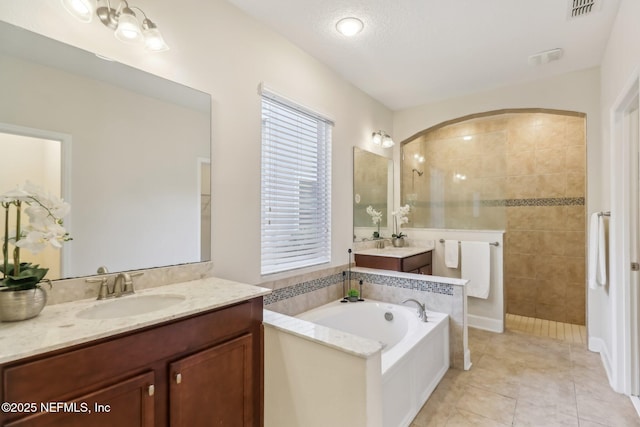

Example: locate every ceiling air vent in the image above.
[568,0,601,19]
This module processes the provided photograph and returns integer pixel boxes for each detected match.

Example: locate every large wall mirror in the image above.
[353,147,393,241]
[0,21,211,279]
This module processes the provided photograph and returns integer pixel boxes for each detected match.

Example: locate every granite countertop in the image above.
[354,244,434,258]
[0,277,271,364]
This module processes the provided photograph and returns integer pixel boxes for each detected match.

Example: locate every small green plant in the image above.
[348,288,359,298]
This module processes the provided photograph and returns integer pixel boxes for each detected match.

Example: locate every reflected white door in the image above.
[0,128,65,278]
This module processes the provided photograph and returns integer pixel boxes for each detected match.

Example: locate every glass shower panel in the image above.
[401,128,507,230]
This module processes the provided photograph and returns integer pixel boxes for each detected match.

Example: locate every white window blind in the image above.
[260,90,332,275]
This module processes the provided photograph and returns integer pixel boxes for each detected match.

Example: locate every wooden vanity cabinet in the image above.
[355,250,433,275]
[0,297,263,427]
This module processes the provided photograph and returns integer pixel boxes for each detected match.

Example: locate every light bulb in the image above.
[114,7,142,43]
[336,17,364,37]
[143,25,169,52]
[61,0,95,23]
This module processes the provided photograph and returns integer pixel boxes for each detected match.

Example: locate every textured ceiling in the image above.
[226,0,621,110]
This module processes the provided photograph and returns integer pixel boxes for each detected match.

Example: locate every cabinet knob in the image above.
[148,385,155,396]
[175,373,182,384]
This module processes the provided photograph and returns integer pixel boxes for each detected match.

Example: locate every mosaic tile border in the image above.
[264,270,455,306]
[353,272,454,296]
[411,197,585,209]
[264,273,343,305]
[505,197,585,207]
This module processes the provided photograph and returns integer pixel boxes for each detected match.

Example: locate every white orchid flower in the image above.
[366,205,383,225]
[15,230,49,254]
[0,187,31,204]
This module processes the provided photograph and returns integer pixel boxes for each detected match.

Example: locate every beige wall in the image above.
[0,0,393,285]
[502,113,586,324]
[401,112,587,324]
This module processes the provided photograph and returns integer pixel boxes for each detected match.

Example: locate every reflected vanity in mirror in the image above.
[353,147,393,241]
[0,21,211,279]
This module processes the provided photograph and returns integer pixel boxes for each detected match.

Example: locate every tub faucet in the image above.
[402,298,428,322]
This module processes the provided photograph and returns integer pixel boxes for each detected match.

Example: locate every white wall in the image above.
[0,0,393,284]
[393,67,601,216]
[598,0,640,393]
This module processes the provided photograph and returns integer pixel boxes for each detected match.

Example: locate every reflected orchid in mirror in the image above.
[1,181,72,291]
[366,205,383,238]
[392,204,411,238]
[366,205,383,225]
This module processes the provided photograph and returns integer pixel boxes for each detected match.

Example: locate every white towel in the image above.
[461,241,491,299]
[444,240,459,268]
[588,212,607,289]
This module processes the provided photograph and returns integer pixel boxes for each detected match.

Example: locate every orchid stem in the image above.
[2,203,8,279]
[13,201,21,276]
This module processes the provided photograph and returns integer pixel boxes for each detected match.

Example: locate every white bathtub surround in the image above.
[263,310,383,427]
[406,229,505,333]
[353,267,470,370]
[264,300,449,427]
[263,260,470,370]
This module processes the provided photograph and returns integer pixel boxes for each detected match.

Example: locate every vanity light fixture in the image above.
[336,17,364,37]
[61,0,169,52]
[372,130,394,148]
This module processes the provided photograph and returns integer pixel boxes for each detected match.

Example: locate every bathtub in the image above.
[297,300,449,427]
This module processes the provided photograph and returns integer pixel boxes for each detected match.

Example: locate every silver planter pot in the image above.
[0,287,47,322]
[392,237,405,247]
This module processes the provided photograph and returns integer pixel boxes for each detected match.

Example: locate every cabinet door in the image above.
[6,371,154,427]
[170,334,253,427]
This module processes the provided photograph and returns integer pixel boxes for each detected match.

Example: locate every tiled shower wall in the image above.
[402,111,586,324]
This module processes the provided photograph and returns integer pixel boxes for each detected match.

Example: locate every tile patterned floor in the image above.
[505,314,587,345]
[410,325,640,426]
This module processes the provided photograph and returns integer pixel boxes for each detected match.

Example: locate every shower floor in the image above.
[505,313,587,345]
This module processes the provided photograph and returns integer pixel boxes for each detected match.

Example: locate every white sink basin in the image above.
[76,294,186,319]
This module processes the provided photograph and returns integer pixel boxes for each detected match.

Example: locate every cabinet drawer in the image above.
[401,252,432,272]
[3,301,255,405]
[354,254,401,271]
[5,371,155,427]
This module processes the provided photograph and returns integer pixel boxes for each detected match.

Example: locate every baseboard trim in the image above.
[589,337,615,389]
[464,349,472,371]
[631,396,640,418]
[467,314,503,333]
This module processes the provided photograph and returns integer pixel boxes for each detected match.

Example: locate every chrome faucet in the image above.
[402,298,428,322]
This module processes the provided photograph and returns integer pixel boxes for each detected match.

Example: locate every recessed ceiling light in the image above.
[336,17,364,37]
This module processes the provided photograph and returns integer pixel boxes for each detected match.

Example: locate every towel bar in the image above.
[597,211,610,217]
[439,239,499,247]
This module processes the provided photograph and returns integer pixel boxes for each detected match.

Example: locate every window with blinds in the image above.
[260,89,332,275]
